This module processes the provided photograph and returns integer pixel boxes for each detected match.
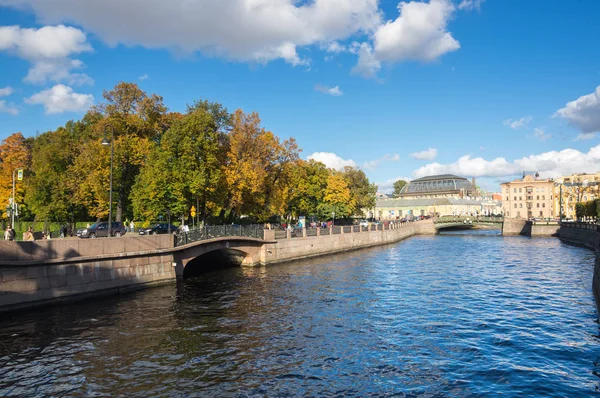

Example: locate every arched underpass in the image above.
[182,249,251,279]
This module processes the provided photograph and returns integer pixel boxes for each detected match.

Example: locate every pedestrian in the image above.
[23,226,34,241]
[4,226,10,241]
[130,220,135,232]
[125,218,130,232]
[86,222,91,228]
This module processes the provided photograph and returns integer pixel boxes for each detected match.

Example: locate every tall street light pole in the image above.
[102,124,115,238]
[11,168,20,227]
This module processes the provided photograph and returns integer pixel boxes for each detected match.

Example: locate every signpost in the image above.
[190,206,196,228]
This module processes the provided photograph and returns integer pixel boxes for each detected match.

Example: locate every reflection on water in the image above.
[0,233,598,396]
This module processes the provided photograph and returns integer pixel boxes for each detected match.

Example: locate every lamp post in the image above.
[101,124,115,238]
[11,168,22,227]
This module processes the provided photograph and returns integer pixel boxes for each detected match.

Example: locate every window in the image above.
[514,196,517,201]
[519,188,522,193]
[519,196,522,200]
[514,188,517,193]
[537,203,540,208]
[542,203,545,208]
[514,204,517,208]
[540,211,543,217]
[399,210,402,216]
[584,196,588,201]
[519,203,523,208]
[542,195,545,200]
[517,211,521,217]
[536,195,539,200]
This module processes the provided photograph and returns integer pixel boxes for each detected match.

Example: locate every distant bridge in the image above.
[433,216,504,231]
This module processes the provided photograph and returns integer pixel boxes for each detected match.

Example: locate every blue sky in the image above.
[1,0,600,192]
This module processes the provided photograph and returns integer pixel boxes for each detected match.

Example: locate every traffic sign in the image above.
[190,206,196,218]
[17,169,23,181]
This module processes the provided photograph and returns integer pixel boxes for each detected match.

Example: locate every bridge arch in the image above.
[172,237,266,280]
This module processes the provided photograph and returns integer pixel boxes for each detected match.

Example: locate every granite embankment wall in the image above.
[502,218,560,237]
[557,224,600,313]
[0,235,176,312]
[262,220,436,265]
[0,221,437,312]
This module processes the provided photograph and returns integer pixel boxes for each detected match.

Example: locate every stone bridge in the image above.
[433,216,504,230]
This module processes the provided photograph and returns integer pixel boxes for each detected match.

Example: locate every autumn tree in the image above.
[341,166,377,216]
[131,106,225,222]
[70,82,167,221]
[285,159,329,218]
[0,133,32,220]
[393,180,407,197]
[318,173,355,219]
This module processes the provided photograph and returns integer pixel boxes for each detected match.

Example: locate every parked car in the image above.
[359,220,369,227]
[139,223,177,235]
[79,222,127,238]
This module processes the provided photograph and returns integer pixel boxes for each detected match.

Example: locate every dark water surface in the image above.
[1,231,599,397]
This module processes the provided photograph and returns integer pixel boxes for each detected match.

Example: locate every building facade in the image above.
[553,172,600,219]
[500,175,554,219]
[371,197,501,219]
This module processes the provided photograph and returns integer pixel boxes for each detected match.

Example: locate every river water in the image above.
[1,230,599,397]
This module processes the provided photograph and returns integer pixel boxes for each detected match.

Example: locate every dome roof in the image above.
[402,174,474,194]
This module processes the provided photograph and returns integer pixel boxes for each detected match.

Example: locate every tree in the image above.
[341,166,377,216]
[70,82,167,221]
[285,160,329,218]
[393,180,407,197]
[0,133,32,220]
[318,173,355,219]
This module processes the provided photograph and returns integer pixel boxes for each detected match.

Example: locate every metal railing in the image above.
[561,221,600,232]
[175,224,264,246]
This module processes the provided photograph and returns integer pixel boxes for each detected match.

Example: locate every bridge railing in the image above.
[434,216,503,224]
[175,224,264,246]
[560,221,600,232]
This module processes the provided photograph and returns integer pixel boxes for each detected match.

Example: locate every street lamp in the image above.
[102,124,115,238]
[332,211,335,227]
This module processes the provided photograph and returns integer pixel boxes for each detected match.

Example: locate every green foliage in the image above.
[576,200,598,220]
[7,82,379,225]
[393,180,407,196]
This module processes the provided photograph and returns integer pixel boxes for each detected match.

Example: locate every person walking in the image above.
[5,225,15,241]
[23,227,35,241]
[129,220,135,233]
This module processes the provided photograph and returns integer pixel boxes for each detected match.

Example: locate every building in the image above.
[553,172,600,219]
[500,174,554,219]
[371,197,501,219]
[397,174,477,199]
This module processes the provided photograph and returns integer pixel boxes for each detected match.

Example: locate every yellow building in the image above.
[500,174,554,219]
[553,172,600,219]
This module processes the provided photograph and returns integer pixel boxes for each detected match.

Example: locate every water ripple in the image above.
[0,233,599,396]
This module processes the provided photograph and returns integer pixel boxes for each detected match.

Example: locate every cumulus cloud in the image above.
[377,176,412,193]
[0,100,19,115]
[503,116,532,129]
[0,86,14,96]
[315,84,343,97]
[555,85,600,134]
[307,152,357,171]
[324,41,346,54]
[371,0,460,64]
[1,0,381,66]
[25,84,93,114]
[412,145,600,180]
[364,153,400,170]
[410,148,438,160]
[351,42,381,78]
[0,25,93,85]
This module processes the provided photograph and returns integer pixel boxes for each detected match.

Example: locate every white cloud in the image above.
[371,0,459,64]
[533,127,551,141]
[503,116,532,129]
[555,85,600,134]
[364,153,400,169]
[25,84,93,114]
[575,133,597,141]
[377,176,412,193]
[315,84,343,97]
[139,74,149,81]
[324,41,346,53]
[0,86,14,96]
[307,152,357,171]
[410,148,438,160]
[0,25,93,85]
[2,0,381,66]
[457,0,484,11]
[351,42,381,78]
[412,145,600,180]
[0,100,19,115]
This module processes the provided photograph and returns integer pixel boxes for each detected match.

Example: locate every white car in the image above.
[359,220,369,227]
